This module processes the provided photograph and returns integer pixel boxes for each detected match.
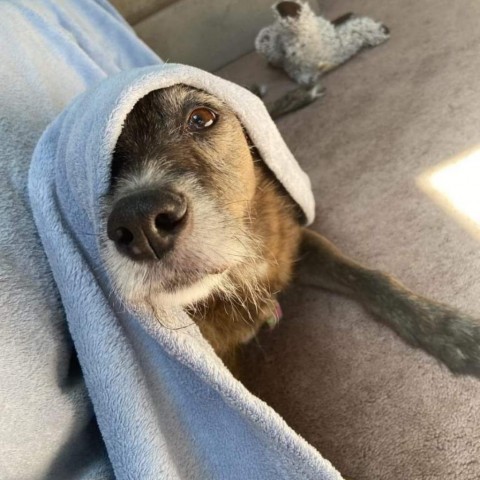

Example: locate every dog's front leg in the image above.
[296,229,480,377]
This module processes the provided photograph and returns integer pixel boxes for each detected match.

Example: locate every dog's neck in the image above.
[188,163,302,362]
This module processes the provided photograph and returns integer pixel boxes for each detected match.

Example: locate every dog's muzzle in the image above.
[107,189,188,262]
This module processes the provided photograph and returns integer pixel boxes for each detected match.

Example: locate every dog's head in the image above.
[104,85,281,310]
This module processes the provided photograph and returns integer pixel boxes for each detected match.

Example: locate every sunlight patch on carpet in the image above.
[418,147,480,239]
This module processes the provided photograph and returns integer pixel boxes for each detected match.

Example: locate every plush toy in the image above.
[255,1,390,86]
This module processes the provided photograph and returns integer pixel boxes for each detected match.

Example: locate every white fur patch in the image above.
[153,272,227,307]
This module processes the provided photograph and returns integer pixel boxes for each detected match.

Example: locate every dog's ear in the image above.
[276,1,301,19]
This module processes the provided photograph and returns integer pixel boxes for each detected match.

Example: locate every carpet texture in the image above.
[218,1,480,479]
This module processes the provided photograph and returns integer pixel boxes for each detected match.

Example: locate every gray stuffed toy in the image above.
[255,1,390,86]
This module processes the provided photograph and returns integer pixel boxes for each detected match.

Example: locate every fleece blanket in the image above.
[0,0,341,479]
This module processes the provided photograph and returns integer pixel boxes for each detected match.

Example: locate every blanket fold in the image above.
[29,63,341,479]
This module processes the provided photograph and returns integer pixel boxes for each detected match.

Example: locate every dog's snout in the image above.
[107,190,187,261]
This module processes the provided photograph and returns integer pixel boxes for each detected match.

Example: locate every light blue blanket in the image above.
[1,1,343,478]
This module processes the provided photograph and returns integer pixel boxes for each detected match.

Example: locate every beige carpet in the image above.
[218,1,480,479]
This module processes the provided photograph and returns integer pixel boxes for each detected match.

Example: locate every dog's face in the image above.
[103,85,262,309]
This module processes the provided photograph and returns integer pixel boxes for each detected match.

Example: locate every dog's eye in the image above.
[187,108,217,131]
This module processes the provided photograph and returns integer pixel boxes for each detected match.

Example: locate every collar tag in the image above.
[266,300,283,330]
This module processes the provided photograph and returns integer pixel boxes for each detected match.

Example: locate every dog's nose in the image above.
[107,189,187,261]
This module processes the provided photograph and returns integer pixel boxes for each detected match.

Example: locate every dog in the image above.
[104,84,480,375]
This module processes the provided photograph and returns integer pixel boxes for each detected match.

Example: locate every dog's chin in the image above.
[103,214,258,311]
[104,241,233,310]
[152,270,228,307]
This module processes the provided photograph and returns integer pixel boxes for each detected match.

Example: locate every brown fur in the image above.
[191,162,302,364]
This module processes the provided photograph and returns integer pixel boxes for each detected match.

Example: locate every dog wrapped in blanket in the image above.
[106,80,480,375]
[30,64,480,480]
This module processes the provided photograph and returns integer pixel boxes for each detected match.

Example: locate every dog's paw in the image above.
[425,306,480,376]
[394,293,480,376]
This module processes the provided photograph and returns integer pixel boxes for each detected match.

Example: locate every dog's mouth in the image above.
[103,239,234,308]
[151,255,230,292]
[138,257,233,308]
